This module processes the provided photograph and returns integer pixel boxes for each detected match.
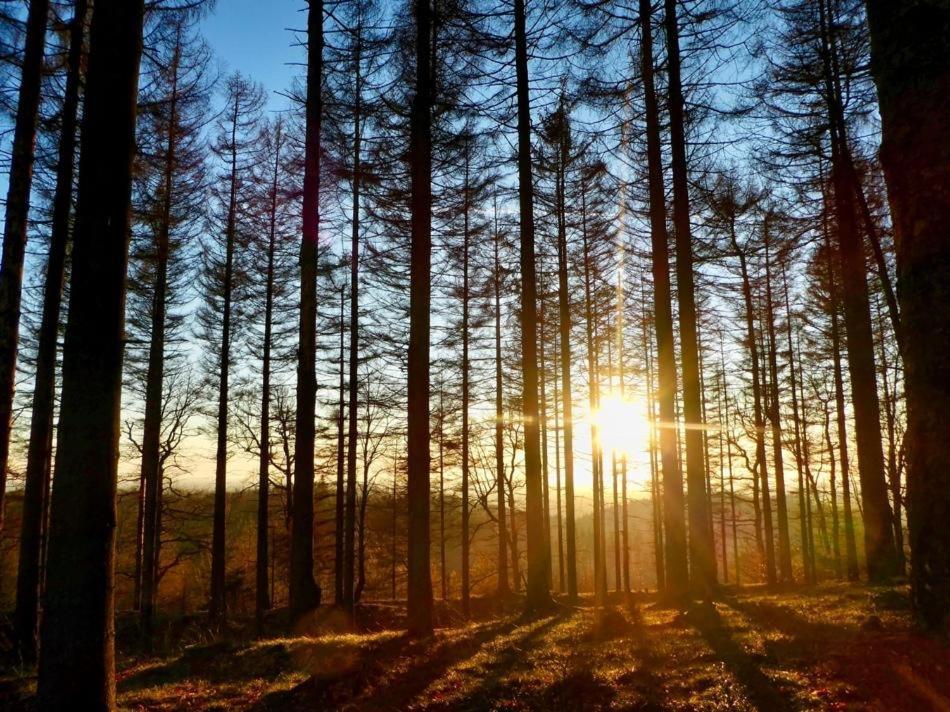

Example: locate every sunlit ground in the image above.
[3,583,943,710]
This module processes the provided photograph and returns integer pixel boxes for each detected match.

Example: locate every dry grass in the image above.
[3,583,949,710]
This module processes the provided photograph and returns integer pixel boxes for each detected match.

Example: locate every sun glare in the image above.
[591,394,650,458]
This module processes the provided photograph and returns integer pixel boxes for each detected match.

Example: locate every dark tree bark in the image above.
[818,0,899,583]
[290,0,324,620]
[335,285,345,605]
[210,86,242,622]
[493,205,510,597]
[140,30,183,646]
[865,0,950,627]
[513,0,551,612]
[0,0,50,542]
[552,108,578,600]
[257,119,285,632]
[461,146,471,616]
[36,0,145,705]
[13,0,87,663]
[406,0,434,637]
[663,0,715,597]
[343,50,363,613]
[732,229,776,586]
[639,0,687,600]
[581,194,605,605]
[762,221,793,582]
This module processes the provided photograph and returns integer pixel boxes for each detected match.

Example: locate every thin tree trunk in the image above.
[553,341,565,594]
[439,389,446,600]
[461,147,471,616]
[13,0,87,663]
[210,90,241,623]
[554,131,578,600]
[734,236,776,585]
[335,285,345,605]
[257,119,284,632]
[762,222,793,582]
[290,0,324,620]
[343,52,363,613]
[493,200,509,597]
[581,193,605,605]
[407,0,434,636]
[141,30,183,644]
[37,0,145,705]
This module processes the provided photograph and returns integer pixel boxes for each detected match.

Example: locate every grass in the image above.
[3,582,949,710]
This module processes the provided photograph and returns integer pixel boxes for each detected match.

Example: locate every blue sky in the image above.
[200,0,304,110]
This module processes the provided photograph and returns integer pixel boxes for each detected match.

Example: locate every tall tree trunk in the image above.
[762,222,793,582]
[733,236,776,585]
[290,0,324,620]
[553,342,565,594]
[823,397,842,578]
[827,242,860,581]
[865,0,950,625]
[493,203,510,597]
[406,0,434,636]
[439,390,447,599]
[639,0,687,600]
[335,285,345,605]
[818,0,898,583]
[513,0,550,612]
[37,0,145,705]
[257,119,284,632]
[210,92,241,623]
[663,0,715,597]
[642,286,664,591]
[876,303,905,574]
[13,0,87,663]
[461,148,471,616]
[141,31,182,645]
[581,194,605,605]
[539,298,553,589]
[554,132,577,600]
[343,53,363,613]
[0,0,50,541]
[781,259,813,584]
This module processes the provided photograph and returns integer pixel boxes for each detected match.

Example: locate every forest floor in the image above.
[3,582,950,711]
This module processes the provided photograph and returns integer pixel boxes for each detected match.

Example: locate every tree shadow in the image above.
[688,604,794,712]
[617,606,671,712]
[119,639,297,692]
[441,611,570,708]
[250,616,525,711]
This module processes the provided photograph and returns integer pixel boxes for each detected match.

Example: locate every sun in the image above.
[591,394,651,458]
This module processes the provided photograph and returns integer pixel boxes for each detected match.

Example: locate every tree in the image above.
[0,0,49,541]
[37,0,146,705]
[406,0,434,637]
[13,0,88,663]
[663,0,716,597]
[639,0,688,600]
[200,73,265,621]
[132,13,212,644]
[538,97,578,601]
[290,0,324,621]
[513,0,552,613]
[865,0,950,628]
